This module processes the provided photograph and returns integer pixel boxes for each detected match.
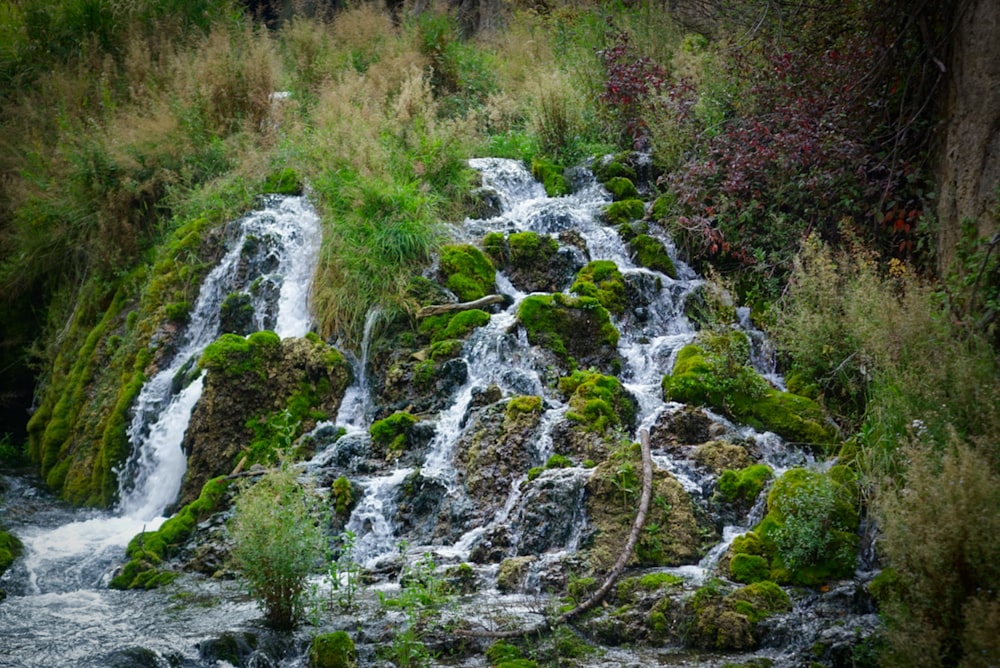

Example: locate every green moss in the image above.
[263,168,303,196]
[0,530,23,575]
[531,157,568,197]
[592,155,637,183]
[482,232,507,263]
[558,370,636,434]
[686,579,790,650]
[517,293,619,363]
[427,338,464,361]
[506,395,543,417]
[164,301,192,323]
[662,334,836,449]
[650,193,676,220]
[308,631,357,668]
[438,243,496,302]
[605,176,639,201]
[617,571,683,599]
[729,553,770,584]
[111,477,231,590]
[717,464,773,505]
[199,331,281,382]
[629,234,677,278]
[509,231,560,267]
[545,453,572,469]
[370,412,419,455]
[728,581,792,622]
[603,199,645,226]
[571,260,626,315]
[418,309,491,344]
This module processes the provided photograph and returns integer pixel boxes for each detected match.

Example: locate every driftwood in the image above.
[416,294,505,318]
[454,429,655,639]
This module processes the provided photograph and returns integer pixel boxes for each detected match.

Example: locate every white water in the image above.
[0,195,322,666]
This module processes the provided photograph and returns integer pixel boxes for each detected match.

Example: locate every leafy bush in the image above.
[229,466,323,630]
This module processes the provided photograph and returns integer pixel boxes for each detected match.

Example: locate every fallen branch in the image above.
[416,294,505,318]
[454,429,654,639]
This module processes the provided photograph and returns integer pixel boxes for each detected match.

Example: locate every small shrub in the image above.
[229,466,323,631]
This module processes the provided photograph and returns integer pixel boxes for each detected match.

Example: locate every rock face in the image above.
[180,333,350,504]
[936,0,1000,271]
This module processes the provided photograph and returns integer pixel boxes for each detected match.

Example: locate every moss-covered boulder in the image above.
[516,293,620,373]
[483,231,584,294]
[692,440,753,472]
[0,528,23,595]
[370,411,420,459]
[592,153,638,184]
[627,234,676,278]
[583,444,715,573]
[570,261,627,316]
[716,464,773,507]
[308,631,357,668]
[111,476,231,590]
[604,176,640,201]
[183,333,350,503]
[531,157,568,197]
[558,371,637,436]
[437,244,496,302]
[497,555,536,593]
[417,309,491,344]
[662,331,836,449]
[602,199,645,226]
[753,467,859,586]
[684,579,792,650]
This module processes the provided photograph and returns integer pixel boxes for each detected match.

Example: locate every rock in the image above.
[497,556,536,593]
[509,468,590,555]
[309,631,357,668]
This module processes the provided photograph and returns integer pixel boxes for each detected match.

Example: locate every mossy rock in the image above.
[628,234,676,278]
[570,260,626,315]
[110,476,231,590]
[592,154,637,183]
[0,529,23,576]
[650,193,676,220]
[262,168,303,195]
[558,370,637,435]
[685,579,791,650]
[531,157,568,197]
[729,553,770,584]
[754,468,859,586]
[584,444,714,571]
[418,309,491,344]
[516,294,620,372]
[662,336,836,449]
[308,631,357,668]
[370,411,419,457]
[616,572,683,601]
[716,464,773,506]
[485,231,580,294]
[602,199,645,226]
[199,331,282,382]
[604,176,640,201]
[497,556,535,593]
[437,244,496,302]
[692,441,752,473]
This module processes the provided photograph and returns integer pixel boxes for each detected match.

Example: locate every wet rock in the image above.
[483,230,584,294]
[469,526,513,564]
[509,468,589,556]
[693,440,753,473]
[649,406,715,449]
[497,556,536,593]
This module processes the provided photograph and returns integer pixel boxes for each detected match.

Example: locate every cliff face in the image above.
[936,0,1000,272]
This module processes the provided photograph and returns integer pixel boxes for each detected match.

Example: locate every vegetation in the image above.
[229,465,323,630]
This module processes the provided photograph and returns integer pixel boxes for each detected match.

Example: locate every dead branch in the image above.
[415,294,505,318]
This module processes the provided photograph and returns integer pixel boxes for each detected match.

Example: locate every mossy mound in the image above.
[110,476,231,590]
[662,332,836,449]
[583,444,714,572]
[602,199,645,226]
[437,244,496,302]
[692,440,752,472]
[604,176,640,201]
[628,234,676,278]
[0,529,23,578]
[558,370,637,435]
[417,309,491,344]
[531,157,568,197]
[370,411,420,458]
[516,293,620,372]
[570,260,627,316]
[752,467,859,586]
[592,153,638,184]
[482,231,581,293]
[685,579,791,650]
[716,464,773,506]
[183,334,351,502]
[308,631,357,668]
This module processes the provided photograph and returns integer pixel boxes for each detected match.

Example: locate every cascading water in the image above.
[0,195,321,666]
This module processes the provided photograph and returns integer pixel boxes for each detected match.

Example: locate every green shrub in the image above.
[229,466,323,630]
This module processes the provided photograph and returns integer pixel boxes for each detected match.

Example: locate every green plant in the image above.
[228,465,323,630]
[328,530,361,612]
[378,550,450,667]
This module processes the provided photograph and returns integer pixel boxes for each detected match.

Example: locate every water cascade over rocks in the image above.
[0,165,879,666]
[0,195,322,666]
